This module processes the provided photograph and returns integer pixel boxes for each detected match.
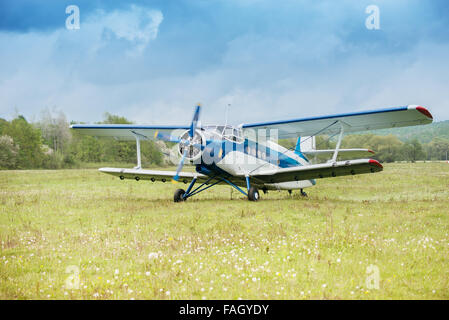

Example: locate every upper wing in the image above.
[251,159,383,184]
[70,124,189,141]
[242,105,433,139]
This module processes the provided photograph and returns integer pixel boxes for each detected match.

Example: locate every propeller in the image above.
[174,148,189,182]
[154,104,203,182]
[190,105,201,138]
[153,131,182,143]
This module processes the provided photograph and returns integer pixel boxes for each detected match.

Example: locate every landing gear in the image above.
[174,189,186,202]
[248,186,260,201]
[300,188,308,197]
[173,175,262,202]
[245,176,260,202]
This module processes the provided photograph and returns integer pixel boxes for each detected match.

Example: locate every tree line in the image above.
[301,134,448,163]
[0,110,163,169]
[1,110,448,170]
[280,133,448,163]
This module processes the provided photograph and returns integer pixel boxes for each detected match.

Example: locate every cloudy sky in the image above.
[1,0,448,125]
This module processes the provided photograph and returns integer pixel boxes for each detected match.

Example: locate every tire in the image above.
[174,189,186,202]
[248,186,260,201]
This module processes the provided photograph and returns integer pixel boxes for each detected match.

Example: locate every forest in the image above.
[1,109,448,170]
[0,110,163,169]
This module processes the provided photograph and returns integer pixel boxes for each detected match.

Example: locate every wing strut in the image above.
[331,122,345,163]
[131,131,149,170]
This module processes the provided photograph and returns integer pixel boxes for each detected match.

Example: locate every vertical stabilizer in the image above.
[295,136,315,155]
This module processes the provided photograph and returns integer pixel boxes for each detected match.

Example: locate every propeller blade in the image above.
[189,104,201,137]
[173,149,188,182]
[154,131,181,143]
[205,139,223,145]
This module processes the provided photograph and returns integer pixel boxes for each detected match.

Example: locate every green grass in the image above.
[1,163,448,300]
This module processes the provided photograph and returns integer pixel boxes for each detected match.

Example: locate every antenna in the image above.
[222,103,231,136]
[224,103,231,127]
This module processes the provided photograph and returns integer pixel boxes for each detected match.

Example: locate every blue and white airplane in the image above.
[71,105,433,202]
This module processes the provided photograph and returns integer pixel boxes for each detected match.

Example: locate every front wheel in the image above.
[248,186,260,201]
[174,189,186,202]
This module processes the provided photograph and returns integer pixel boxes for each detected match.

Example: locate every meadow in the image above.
[1,162,448,299]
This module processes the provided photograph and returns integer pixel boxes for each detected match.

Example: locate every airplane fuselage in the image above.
[190,128,316,190]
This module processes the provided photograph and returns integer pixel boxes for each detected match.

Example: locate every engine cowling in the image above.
[178,129,205,162]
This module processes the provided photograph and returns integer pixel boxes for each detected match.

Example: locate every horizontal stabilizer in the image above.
[302,148,375,158]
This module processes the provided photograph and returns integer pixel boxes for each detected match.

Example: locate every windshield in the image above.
[203,125,244,143]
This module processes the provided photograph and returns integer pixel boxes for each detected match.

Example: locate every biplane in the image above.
[71,105,433,202]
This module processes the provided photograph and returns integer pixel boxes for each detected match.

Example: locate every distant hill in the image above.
[367,120,449,143]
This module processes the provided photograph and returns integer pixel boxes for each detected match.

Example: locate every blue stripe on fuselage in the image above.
[198,138,316,186]
[202,138,305,169]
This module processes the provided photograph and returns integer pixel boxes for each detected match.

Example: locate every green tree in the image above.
[369,135,403,163]
[341,134,403,163]
[70,132,104,163]
[315,135,336,150]
[2,116,45,168]
[102,113,133,125]
[401,139,425,162]
[425,137,449,160]
[37,109,72,154]
[0,118,8,135]
[0,135,20,169]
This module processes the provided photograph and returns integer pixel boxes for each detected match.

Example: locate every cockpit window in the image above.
[223,125,243,143]
[203,125,244,143]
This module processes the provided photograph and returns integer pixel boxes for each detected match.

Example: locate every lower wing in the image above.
[99,168,209,184]
[251,159,383,184]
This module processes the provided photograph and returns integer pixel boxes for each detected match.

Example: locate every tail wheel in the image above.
[300,188,308,197]
[174,189,186,202]
[248,186,260,201]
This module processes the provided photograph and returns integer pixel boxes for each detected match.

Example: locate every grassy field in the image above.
[1,162,448,300]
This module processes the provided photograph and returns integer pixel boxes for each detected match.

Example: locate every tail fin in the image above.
[295,136,315,155]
